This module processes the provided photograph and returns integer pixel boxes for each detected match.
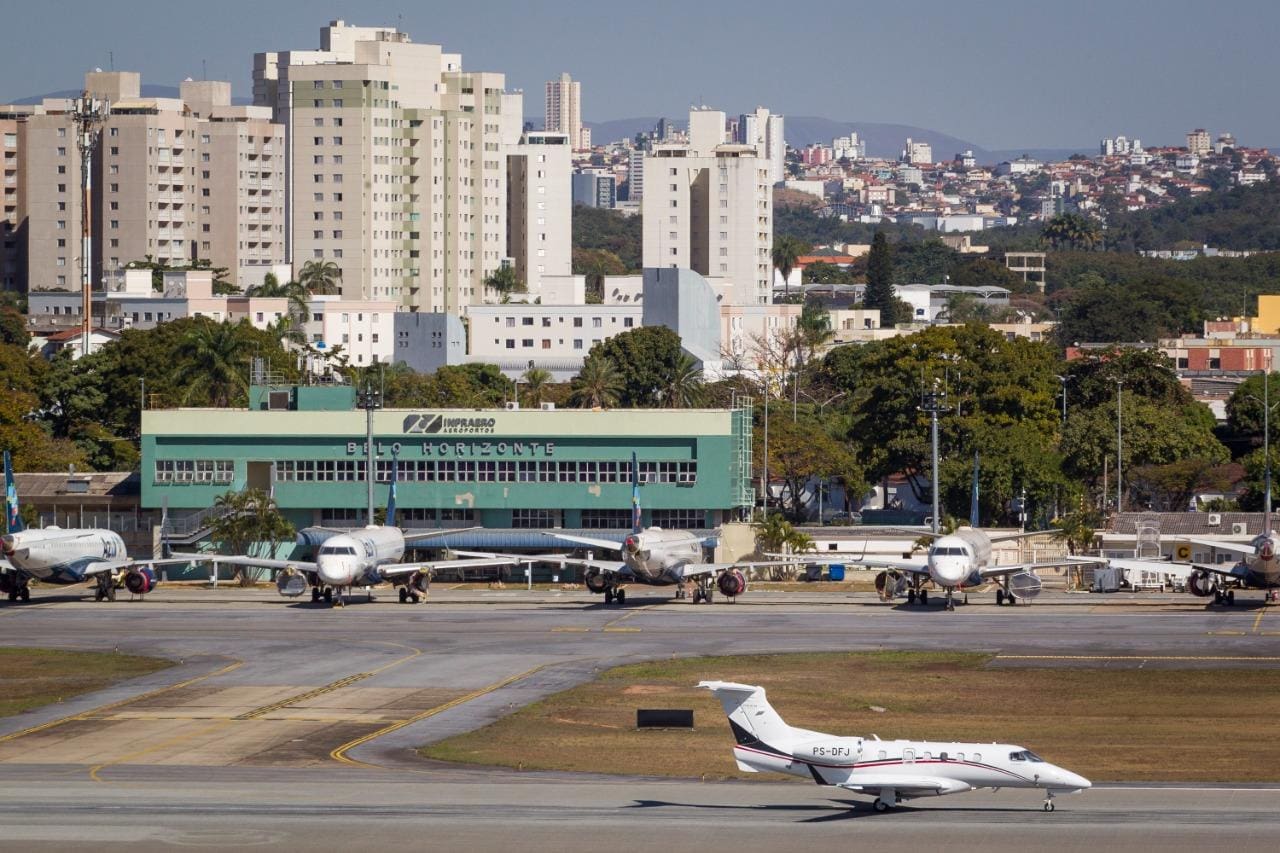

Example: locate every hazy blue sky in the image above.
[2,0,1274,148]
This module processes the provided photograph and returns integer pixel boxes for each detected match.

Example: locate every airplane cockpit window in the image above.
[319,545,358,556]
[1010,751,1025,761]
[1009,750,1044,762]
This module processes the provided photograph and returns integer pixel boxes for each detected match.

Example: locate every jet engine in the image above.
[1008,571,1043,600]
[1188,569,1216,597]
[874,570,907,599]
[408,571,430,594]
[717,568,747,598]
[123,566,159,596]
[584,568,608,594]
[276,567,308,597]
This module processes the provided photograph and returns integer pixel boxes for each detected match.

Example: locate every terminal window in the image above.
[290,459,698,486]
[651,509,707,529]
[154,459,234,484]
[512,508,559,528]
[581,509,631,529]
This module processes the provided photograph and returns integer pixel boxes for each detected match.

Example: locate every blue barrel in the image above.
[828,564,845,581]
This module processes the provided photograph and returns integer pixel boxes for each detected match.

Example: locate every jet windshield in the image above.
[1009,750,1044,762]
[319,545,358,556]
[933,547,969,556]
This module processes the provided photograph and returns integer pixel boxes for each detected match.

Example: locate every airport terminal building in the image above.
[142,385,755,536]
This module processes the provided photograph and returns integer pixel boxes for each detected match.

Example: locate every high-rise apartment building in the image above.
[626,147,646,201]
[642,108,773,305]
[737,107,786,184]
[0,106,36,292]
[1186,128,1211,157]
[255,20,521,311]
[545,72,588,151]
[902,137,933,165]
[2,71,284,294]
[507,131,572,298]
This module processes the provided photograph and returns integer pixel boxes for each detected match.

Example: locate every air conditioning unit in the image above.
[540,402,556,411]
[1207,513,1221,526]
[1231,522,1248,535]
[504,401,520,411]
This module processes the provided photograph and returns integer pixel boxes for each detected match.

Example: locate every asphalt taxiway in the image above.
[1,587,1278,850]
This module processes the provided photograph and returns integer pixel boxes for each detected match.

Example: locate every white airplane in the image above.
[536,454,753,605]
[2,451,191,602]
[173,456,513,606]
[1102,521,1280,606]
[701,680,1091,813]
[855,525,1098,610]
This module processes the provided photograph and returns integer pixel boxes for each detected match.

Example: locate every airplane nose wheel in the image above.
[1043,792,1056,812]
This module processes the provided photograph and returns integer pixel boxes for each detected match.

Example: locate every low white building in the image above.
[303,296,398,367]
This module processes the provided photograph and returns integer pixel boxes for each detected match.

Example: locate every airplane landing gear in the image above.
[93,575,114,603]
[691,579,715,604]
[907,589,916,605]
[1043,791,1056,812]
[874,788,897,812]
[604,587,625,605]
[1213,589,1235,606]
[945,589,956,611]
[919,589,929,606]
[398,587,421,604]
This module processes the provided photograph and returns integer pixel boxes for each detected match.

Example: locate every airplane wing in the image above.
[1179,537,1255,556]
[166,552,319,572]
[377,557,516,578]
[448,549,623,573]
[986,529,1059,543]
[1100,557,1247,581]
[976,557,1103,580]
[77,557,220,576]
[760,553,862,566]
[843,557,930,576]
[541,532,625,552]
[815,769,972,796]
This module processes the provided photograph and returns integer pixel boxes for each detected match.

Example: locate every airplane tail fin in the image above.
[386,450,399,528]
[699,681,793,747]
[631,451,642,533]
[3,451,23,534]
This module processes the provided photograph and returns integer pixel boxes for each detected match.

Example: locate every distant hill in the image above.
[9,84,252,106]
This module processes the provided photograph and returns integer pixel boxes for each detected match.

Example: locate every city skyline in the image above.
[1,0,1277,150]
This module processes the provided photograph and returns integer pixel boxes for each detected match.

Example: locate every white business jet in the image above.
[701,680,1090,813]
[2,451,192,602]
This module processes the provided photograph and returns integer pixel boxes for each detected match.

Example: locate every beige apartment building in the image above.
[0,106,36,291]
[641,108,773,305]
[507,131,572,298]
[254,19,522,312]
[545,72,587,151]
[2,71,285,294]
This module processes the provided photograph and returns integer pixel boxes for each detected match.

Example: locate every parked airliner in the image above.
[1103,522,1280,606]
[2,451,189,602]
[174,458,512,606]
[701,680,1090,813]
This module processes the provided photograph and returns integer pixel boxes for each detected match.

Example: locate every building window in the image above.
[581,509,631,529]
[651,509,706,529]
[154,459,233,484]
[512,509,559,529]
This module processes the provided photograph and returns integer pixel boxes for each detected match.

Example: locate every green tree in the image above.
[172,320,254,407]
[298,260,342,295]
[569,353,624,408]
[756,415,863,519]
[1129,459,1237,512]
[0,307,28,347]
[592,326,686,407]
[572,248,628,301]
[771,235,809,300]
[863,231,900,326]
[520,367,553,406]
[658,352,707,409]
[209,488,296,586]
[483,265,524,296]
[1041,213,1102,251]
[1224,372,1280,446]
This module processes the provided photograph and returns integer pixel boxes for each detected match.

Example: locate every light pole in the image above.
[761,377,770,516]
[358,380,382,526]
[1115,380,1123,513]
[1055,374,1073,427]
[72,93,110,358]
[1244,370,1277,520]
[919,382,952,535]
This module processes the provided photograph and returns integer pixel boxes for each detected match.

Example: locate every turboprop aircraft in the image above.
[701,680,1090,813]
[173,456,513,606]
[534,454,753,605]
[1,451,191,602]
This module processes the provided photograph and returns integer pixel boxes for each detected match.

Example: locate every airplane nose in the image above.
[1063,770,1091,789]
[1048,767,1091,790]
[317,557,352,587]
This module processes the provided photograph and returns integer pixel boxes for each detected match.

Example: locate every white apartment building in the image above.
[255,20,521,310]
[4,71,285,293]
[1186,128,1211,157]
[544,72,588,151]
[466,302,642,363]
[507,131,572,299]
[626,147,645,201]
[641,108,773,306]
[902,137,933,165]
[738,107,786,185]
[304,294,397,366]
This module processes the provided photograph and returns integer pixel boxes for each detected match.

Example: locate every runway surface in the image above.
[1,586,1278,850]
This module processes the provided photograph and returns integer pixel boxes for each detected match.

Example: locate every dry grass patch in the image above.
[420,651,1280,782]
[0,647,171,717]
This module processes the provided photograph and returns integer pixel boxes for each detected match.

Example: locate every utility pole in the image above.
[72,93,110,358]
[358,380,382,526]
[1055,374,1072,428]
[919,383,952,535]
[1115,380,1123,513]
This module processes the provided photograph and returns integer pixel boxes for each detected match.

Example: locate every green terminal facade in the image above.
[141,385,755,531]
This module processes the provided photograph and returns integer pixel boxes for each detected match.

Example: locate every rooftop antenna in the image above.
[109,51,114,71]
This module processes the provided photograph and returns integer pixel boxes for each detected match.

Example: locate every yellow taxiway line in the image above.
[330,663,548,769]
[235,644,422,720]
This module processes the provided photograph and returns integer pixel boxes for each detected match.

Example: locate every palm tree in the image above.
[299,260,342,295]
[569,354,623,408]
[210,488,295,586]
[660,352,707,408]
[1042,213,1101,251]
[520,367,553,406]
[173,320,252,407]
[771,235,807,300]
[484,265,523,297]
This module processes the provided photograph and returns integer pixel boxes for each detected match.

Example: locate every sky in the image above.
[2,0,1276,149]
